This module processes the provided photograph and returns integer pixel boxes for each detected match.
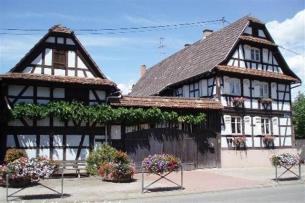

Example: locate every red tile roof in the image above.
[216,65,299,82]
[0,73,118,88]
[110,96,223,110]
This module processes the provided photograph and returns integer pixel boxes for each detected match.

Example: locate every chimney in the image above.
[184,44,191,48]
[140,64,147,77]
[202,29,213,40]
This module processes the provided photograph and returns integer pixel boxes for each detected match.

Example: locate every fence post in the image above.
[141,168,144,193]
[275,166,278,182]
[181,165,183,189]
[299,163,301,180]
[6,173,8,202]
[61,165,64,197]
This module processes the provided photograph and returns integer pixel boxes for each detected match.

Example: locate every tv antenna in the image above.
[158,37,166,59]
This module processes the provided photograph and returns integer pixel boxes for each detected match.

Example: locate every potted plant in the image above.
[263,135,274,148]
[142,154,181,174]
[0,165,8,186]
[233,136,247,150]
[98,151,135,182]
[232,97,245,108]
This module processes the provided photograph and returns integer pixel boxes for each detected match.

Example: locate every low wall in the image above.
[296,139,305,160]
[221,148,298,168]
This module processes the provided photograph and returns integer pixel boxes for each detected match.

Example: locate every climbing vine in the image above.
[10,101,206,125]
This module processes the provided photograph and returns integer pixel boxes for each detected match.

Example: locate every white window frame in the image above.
[261,118,271,135]
[231,116,242,135]
[229,79,241,95]
[258,82,269,98]
[250,48,260,62]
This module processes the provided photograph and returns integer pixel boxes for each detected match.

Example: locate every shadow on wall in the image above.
[296,139,305,160]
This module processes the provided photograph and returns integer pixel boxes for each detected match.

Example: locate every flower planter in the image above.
[263,135,274,149]
[233,136,247,150]
[8,176,32,188]
[142,154,181,174]
[232,97,245,108]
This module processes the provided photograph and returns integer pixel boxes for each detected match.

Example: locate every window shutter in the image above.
[272,117,279,135]
[244,116,252,135]
[253,116,261,135]
[223,115,232,135]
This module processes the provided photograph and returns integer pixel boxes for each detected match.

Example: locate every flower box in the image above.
[233,136,247,150]
[263,135,274,148]
[142,154,181,174]
[271,153,300,167]
[260,98,273,104]
[0,157,58,188]
[232,97,245,108]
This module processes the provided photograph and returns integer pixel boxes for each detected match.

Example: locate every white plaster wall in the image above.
[77,56,88,69]
[44,48,52,66]
[32,54,43,65]
[37,87,50,97]
[66,38,75,45]
[54,68,66,76]
[6,135,15,147]
[221,148,298,168]
[18,134,36,147]
[68,51,76,67]
[23,67,32,73]
[53,88,65,98]
[39,149,50,159]
[111,125,121,139]
[46,37,55,43]
[66,135,82,146]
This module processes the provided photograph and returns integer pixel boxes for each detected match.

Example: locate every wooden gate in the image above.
[124,128,219,170]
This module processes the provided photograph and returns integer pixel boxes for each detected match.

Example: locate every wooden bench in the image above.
[60,160,87,178]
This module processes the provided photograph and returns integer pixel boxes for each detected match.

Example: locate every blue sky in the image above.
[0,0,304,97]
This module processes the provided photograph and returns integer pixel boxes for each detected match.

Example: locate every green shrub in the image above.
[86,144,117,175]
[4,149,27,163]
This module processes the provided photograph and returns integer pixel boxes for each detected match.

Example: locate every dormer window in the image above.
[53,49,66,68]
[251,48,260,62]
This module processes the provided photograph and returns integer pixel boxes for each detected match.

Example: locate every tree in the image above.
[293,92,305,138]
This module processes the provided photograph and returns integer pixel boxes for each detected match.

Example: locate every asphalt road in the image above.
[123,184,305,203]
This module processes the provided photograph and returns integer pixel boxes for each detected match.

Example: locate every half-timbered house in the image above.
[130,16,301,167]
[0,25,119,161]
[0,25,223,169]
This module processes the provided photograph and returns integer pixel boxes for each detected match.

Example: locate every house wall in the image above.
[221,148,297,168]
[2,82,108,161]
[172,76,216,98]
[22,36,95,78]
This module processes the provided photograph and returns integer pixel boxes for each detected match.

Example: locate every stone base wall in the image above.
[221,148,298,168]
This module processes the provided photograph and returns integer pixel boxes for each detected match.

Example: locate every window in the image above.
[261,118,270,135]
[175,87,183,97]
[231,116,242,134]
[258,82,268,98]
[189,82,199,98]
[250,48,260,61]
[229,79,241,95]
[53,49,66,68]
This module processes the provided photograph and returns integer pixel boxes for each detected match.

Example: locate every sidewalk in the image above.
[1,167,304,202]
